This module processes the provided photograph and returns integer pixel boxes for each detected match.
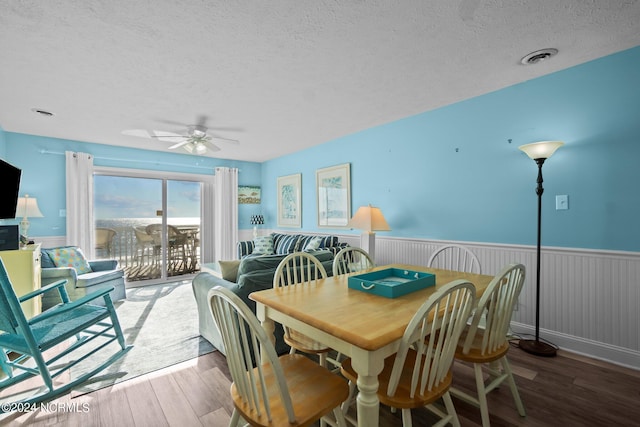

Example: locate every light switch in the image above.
[555,195,568,210]
[59,209,66,217]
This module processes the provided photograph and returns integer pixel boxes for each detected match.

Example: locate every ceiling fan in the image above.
[123,118,239,155]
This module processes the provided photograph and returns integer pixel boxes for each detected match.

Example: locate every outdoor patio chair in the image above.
[0,258,131,410]
[95,227,117,258]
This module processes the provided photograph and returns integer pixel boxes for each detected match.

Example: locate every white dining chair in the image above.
[428,244,482,274]
[340,279,477,427]
[274,252,333,368]
[332,246,375,276]
[208,286,348,427]
[450,263,527,427]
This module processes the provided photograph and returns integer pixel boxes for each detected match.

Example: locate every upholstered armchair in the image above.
[40,246,126,310]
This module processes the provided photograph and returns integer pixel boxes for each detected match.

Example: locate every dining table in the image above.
[250,263,494,427]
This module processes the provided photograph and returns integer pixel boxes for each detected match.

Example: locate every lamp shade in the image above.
[519,141,564,160]
[15,194,44,219]
[348,205,391,232]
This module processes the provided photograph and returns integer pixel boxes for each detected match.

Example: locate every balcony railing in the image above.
[95,222,200,282]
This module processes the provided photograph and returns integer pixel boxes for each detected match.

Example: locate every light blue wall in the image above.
[4,133,262,237]
[262,46,640,252]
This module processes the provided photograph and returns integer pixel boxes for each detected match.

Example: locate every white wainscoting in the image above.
[346,234,640,370]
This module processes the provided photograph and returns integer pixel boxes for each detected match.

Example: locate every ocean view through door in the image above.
[94,173,202,284]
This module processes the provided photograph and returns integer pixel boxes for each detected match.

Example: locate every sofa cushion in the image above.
[301,236,323,252]
[218,260,241,282]
[253,235,274,255]
[274,234,299,255]
[76,268,124,288]
[237,240,255,258]
[45,246,92,275]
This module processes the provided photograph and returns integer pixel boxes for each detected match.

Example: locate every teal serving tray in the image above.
[348,268,436,298]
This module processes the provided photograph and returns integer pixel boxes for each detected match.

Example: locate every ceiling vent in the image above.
[520,48,558,65]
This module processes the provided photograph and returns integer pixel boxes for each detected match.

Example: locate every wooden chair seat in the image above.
[341,349,453,409]
[231,354,348,427]
[284,329,331,354]
[455,328,510,364]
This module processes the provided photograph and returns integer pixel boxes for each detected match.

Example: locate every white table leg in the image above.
[255,304,276,365]
[351,350,384,427]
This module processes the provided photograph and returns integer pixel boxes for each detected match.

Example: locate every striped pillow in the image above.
[275,234,299,255]
[295,235,314,251]
[237,240,255,258]
[318,235,338,249]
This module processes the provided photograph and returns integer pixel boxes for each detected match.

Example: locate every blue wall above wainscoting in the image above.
[262,46,640,252]
[1,133,262,237]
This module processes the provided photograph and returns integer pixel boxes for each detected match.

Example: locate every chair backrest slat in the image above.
[387,280,476,399]
[208,286,296,424]
[274,252,327,288]
[428,244,481,274]
[463,264,525,355]
[332,247,375,276]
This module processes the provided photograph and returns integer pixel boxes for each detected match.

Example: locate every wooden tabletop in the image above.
[250,263,494,351]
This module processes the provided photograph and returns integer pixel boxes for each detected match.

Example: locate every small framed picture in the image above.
[316,163,351,228]
[238,186,261,204]
[277,173,302,228]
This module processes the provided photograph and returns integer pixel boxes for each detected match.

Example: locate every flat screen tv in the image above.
[0,158,21,219]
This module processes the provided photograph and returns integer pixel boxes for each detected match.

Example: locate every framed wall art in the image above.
[277,173,302,228]
[238,185,261,204]
[316,163,351,228]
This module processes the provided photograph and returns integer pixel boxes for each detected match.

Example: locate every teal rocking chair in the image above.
[0,259,131,411]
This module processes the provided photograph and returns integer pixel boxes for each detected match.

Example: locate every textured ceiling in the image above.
[1,0,639,162]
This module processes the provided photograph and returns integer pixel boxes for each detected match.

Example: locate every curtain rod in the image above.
[39,149,215,170]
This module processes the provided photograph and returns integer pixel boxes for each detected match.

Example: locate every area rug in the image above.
[70,280,216,396]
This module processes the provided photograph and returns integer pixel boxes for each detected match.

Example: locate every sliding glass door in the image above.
[94,171,202,284]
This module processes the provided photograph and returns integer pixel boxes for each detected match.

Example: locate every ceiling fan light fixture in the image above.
[183,143,194,153]
[195,142,207,154]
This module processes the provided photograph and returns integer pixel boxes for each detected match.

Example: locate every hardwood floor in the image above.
[2,345,639,426]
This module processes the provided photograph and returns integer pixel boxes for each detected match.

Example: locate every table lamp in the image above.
[347,204,390,263]
[518,140,563,357]
[15,194,44,240]
[250,214,264,239]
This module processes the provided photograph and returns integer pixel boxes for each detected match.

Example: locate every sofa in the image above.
[192,232,348,356]
[40,246,126,310]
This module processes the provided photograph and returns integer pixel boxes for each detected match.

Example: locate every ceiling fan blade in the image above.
[122,129,156,138]
[168,140,191,149]
[210,135,239,144]
[205,141,222,152]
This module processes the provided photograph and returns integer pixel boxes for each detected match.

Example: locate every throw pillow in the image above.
[253,235,274,255]
[302,236,323,252]
[275,234,299,255]
[46,246,93,274]
[218,260,241,282]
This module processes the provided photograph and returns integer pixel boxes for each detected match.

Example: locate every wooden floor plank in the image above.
[149,371,202,426]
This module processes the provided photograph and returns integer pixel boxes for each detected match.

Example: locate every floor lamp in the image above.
[518,140,564,357]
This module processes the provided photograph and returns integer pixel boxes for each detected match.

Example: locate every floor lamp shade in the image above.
[518,141,563,357]
[347,205,390,262]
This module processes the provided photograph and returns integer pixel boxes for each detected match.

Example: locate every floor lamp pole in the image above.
[519,157,557,357]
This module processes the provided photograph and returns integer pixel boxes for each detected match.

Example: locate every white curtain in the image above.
[213,167,238,261]
[65,151,94,257]
[200,177,215,264]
